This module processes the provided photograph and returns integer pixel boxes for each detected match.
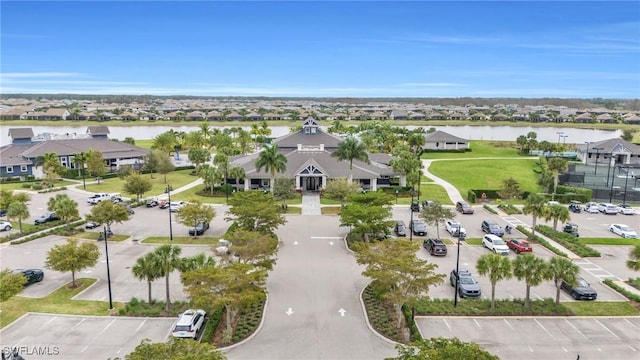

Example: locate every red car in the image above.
[507,239,532,254]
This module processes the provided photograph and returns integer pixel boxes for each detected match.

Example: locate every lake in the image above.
[0,124,621,146]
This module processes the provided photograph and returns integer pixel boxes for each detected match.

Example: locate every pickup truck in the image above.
[87,193,111,205]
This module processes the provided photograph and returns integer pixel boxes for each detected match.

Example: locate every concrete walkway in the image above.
[301,192,321,215]
[421,159,465,203]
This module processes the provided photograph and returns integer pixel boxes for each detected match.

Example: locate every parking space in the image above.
[0,313,176,360]
[416,316,640,360]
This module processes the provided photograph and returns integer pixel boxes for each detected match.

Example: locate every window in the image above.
[20,165,28,172]
[6,166,13,173]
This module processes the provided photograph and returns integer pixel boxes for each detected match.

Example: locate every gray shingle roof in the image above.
[87,126,110,135]
[272,130,343,149]
[424,130,468,143]
[584,138,640,154]
[8,128,34,139]
[20,138,148,159]
[0,144,35,166]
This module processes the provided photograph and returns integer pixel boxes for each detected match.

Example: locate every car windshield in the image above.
[493,239,506,245]
[459,277,475,284]
[619,225,633,231]
[577,279,589,287]
[174,325,191,332]
[490,225,500,230]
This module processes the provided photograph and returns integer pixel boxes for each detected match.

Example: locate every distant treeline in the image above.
[1,94,639,110]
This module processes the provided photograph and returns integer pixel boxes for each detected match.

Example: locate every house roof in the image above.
[271,129,344,148]
[0,144,35,166]
[579,138,640,155]
[8,128,34,139]
[423,130,468,143]
[87,126,110,135]
[20,138,149,159]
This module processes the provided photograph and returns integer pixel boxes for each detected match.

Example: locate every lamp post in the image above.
[622,165,630,205]
[584,142,590,165]
[165,185,174,242]
[606,155,613,187]
[395,189,399,204]
[409,188,415,241]
[454,226,462,307]
[556,131,564,145]
[593,147,604,175]
[103,225,114,310]
[225,166,229,204]
[80,152,86,190]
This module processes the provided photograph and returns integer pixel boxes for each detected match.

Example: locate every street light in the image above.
[103,225,114,310]
[556,131,564,145]
[561,135,568,146]
[395,189,399,204]
[593,147,604,175]
[165,185,174,242]
[453,226,463,307]
[80,152,86,190]
[409,188,415,241]
[584,142,590,165]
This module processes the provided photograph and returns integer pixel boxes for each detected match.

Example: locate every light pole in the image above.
[556,131,564,145]
[454,226,462,307]
[593,147,604,175]
[606,155,613,187]
[103,225,114,310]
[409,188,415,241]
[584,142,590,165]
[80,152,86,190]
[395,189,399,205]
[165,185,174,242]
[622,165,630,205]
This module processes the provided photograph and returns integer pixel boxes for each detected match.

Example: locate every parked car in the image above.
[146,198,159,207]
[410,200,420,212]
[506,239,532,254]
[394,220,406,237]
[445,219,466,238]
[560,276,597,300]
[85,221,101,229]
[568,201,582,213]
[409,220,427,236]
[35,212,58,225]
[159,200,170,209]
[119,204,135,215]
[423,238,447,256]
[481,220,504,237]
[13,269,44,285]
[169,201,186,212]
[110,193,123,203]
[546,201,561,206]
[216,239,232,255]
[0,221,12,231]
[87,193,111,205]
[609,224,638,238]
[618,204,636,215]
[172,309,206,339]
[583,202,598,211]
[188,221,210,236]
[585,205,600,214]
[449,269,481,298]
[598,203,619,215]
[482,234,510,255]
[563,222,580,237]
[0,208,6,217]
[422,200,436,208]
[456,201,474,214]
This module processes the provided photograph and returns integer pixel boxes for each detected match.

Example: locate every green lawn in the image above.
[84,169,198,196]
[579,237,640,245]
[72,232,130,242]
[429,158,541,197]
[141,236,221,245]
[171,185,303,205]
[0,278,123,328]
[133,139,154,149]
[564,301,640,316]
[0,180,76,192]
[321,207,341,215]
[423,140,522,159]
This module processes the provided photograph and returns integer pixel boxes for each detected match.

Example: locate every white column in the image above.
[371,178,377,191]
[399,175,406,187]
[321,176,326,188]
[295,175,301,189]
[244,179,250,191]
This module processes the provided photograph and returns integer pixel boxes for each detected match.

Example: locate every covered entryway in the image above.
[297,163,326,192]
[304,176,322,191]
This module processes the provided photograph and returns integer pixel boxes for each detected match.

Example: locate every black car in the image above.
[35,212,58,225]
[560,276,597,300]
[409,220,427,236]
[189,221,210,236]
[423,238,447,256]
[568,201,582,213]
[456,201,474,214]
[0,208,6,217]
[481,220,504,237]
[410,200,420,212]
[85,221,101,229]
[13,269,44,285]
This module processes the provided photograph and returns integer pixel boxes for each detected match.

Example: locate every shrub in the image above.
[497,203,522,215]
[535,225,601,257]
[467,190,477,203]
[517,226,568,257]
[603,279,640,302]
[483,204,498,214]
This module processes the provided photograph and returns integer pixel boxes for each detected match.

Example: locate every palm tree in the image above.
[47,193,79,228]
[406,133,425,156]
[250,123,260,150]
[627,245,640,271]
[7,202,29,233]
[198,164,219,195]
[513,254,548,308]
[476,253,512,311]
[547,157,568,200]
[545,204,571,231]
[522,194,549,239]
[199,122,211,142]
[255,145,287,193]
[152,244,183,311]
[331,137,370,183]
[228,166,246,193]
[131,253,160,304]
[547,256,579,305]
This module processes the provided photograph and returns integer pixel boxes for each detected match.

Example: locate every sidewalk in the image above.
[421,159,464,204]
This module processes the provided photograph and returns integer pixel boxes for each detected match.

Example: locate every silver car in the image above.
[450,269,481,298]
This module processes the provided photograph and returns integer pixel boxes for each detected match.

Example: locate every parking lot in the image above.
[0,313,176,360]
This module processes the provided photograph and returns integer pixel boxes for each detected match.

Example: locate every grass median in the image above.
[563,301,640,316]
[84,169,197,195]
[0,278,123,329]
[141,236,221,245]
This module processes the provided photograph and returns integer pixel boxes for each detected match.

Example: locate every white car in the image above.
[445,219,467,237]
[584,202,598,210]
[216,239,232,255]
[172,309,206,339]
[169,201,186,212]
[609,224,638,239]
[618,205,636,215]
[598,203,619,215]
[585,205,600,214]
[482,234,510,255]
[0,221,12,231]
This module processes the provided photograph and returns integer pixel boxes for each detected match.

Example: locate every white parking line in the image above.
[310,237,342,239]
[534,319,553,337]
[81,346,89,353]
[503,319,514,330]
[629,345,637,352]
[624,319,638,329]
[95,319,116,338]
[443,319,452,333]
[528,346,534,352]
[564,319,588,339]
[595,319,621,340]
[43,316,57,327]
[473,319,481,329]
[135,319,148,332]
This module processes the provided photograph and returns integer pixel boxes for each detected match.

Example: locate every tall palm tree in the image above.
[7,202,29,233]
[255,145,287,193]
[152,244,183,311]
[228,166,246,193]
[513,254,548,308]
[199,122,211,142]
[545,204,571,231]
[476,253,512,311]
[627,245,640,272]
[547,157,568,200]
[546,256,579,305]
[131,252,160,304]
[331,137,370,183]
[522,194,549,240]
[250,123,260,150]
[47,193,79,228]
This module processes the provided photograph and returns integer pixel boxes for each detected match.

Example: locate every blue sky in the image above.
[1,1,639,98]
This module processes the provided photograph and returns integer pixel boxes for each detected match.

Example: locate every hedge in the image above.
[535,225,601,257]
[517,226,568,257]
[603,279,640,302]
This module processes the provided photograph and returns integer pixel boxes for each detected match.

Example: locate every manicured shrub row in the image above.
[362,285,407,343]
[516,226,568,258]
[603,279,640,302]
[231,299,265,343]
[37,186,67,193]
[200,306,224,344]
[117,297,192,317]
[497,203,522,215]
[413,297,572,316]
[483,205,498,214]
[10,220,86,244]
[401,304,422,342]
[535,225,601,257]
[2,219,84,244]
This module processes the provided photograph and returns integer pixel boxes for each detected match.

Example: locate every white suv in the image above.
[482,234,509,255]
[172,309,206,339]
[169,201,186,212]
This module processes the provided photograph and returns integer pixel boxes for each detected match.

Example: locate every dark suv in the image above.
[423,238,447,256]
[456,201,474,214]
[394,220,406,237]
[189,221,210,236]
[410,200,420,212]
[13,269,44,285]
[481,220,504,237]
[35,212,58,225]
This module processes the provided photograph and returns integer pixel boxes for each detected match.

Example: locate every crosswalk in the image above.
[501,216,528,228]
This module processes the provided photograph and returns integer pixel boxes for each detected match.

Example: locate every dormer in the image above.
[8,128,34,145]
[302,116,319,135]
[87,126,110,140]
